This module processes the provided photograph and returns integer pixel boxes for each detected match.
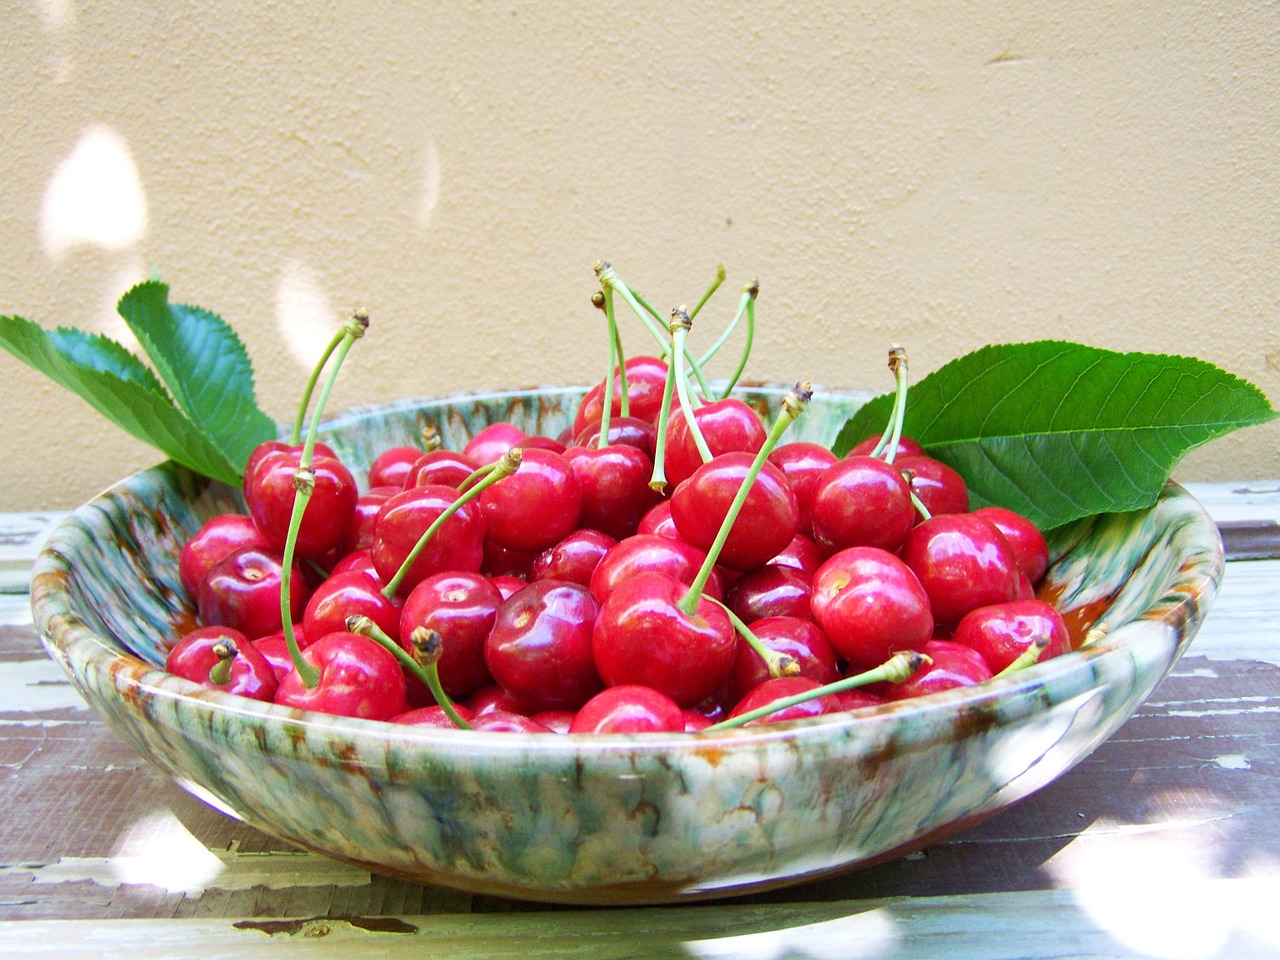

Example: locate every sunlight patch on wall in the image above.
[420,141,441,228]
[275,259,340,369]
[40,125,147,259]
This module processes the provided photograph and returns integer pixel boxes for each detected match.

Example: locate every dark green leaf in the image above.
[116,281,276,473]
[832,340,1278,529]
[0,313,245,485]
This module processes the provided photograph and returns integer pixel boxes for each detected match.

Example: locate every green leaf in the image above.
[832,340,1278,529]
[116,281,276,472]
[0,314,247,486]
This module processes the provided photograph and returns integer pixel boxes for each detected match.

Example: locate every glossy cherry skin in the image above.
[846,433,925,459]
[179,513,271,599]
[768,441,838,535]
[165,625,277,701]
[588,534,723,604]
[592,571,737,707]
[399,571,503,700]
[337,485,400,556]
[725,565,813,623]
[471,710,556,733]
[809,546,934,669]
[573,416,657,460]
[729,676,842,726]
[900,514,1022,627]
[572,355,670,434]
[197,546,309,640]
[486,580,602,712]
[370,484,486,596]
[530,529,617,587]
[463,421,526,465]
[480,448,582,552]
[636,500,680,539]
[951,599,1071,672]
[302,569,401,646]
[729,616,839,703]
[390,703,476,728]
[896,455,970,517]
[972,507,1049,585]
[329,549,378,578]
[767,534,824,579]
[481,539,539,580]
[810,455,915,554]
[567,684,686,734]
[273,630,408,720]
[250,630,305,684]
[488,576,528,601]
[670,453,799,571]
[663,397,767,490]
[242,440,337,497]
[404,449,481,489]
[367,446,423,489]
[465,684,526,716]
[246,450,359,560]
[883,639,993,701]
[564,444,661,540]
[529,709,577,734]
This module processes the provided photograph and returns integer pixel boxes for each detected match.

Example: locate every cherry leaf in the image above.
[832,341,1278,529]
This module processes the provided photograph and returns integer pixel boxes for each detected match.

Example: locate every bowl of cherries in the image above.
[29,271,1226,905]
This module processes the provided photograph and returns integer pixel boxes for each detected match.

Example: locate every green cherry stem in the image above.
[687,263,727,320]
[344,618,473,730]
[717,281,758,401]
[280,312,368,688]
[670,309,713,462]
[994,633,1052,678]
[380,448,522,600]
[870,345,909,463]
[704,596,799,679]
[596,286,620,445]
[704,650,930,732]
[288,330,345,445]
[679,382,812,617]
[208,639,238,686]
[409,627,473,729]
[698,280,754,367]
[648,347,680,492]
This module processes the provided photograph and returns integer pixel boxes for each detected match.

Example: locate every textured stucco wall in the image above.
[2,2,1276,510]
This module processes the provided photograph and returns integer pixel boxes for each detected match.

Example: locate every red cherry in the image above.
[896,454,970,517]
[951,599,1071,672]
[516,434,567,455]
[729,616,838,703]
[368,446,422,489]
[530,529,617,587]
[767,534,824,579]
[972,507,1049,585]
[370,484,485,596]
[242,440,337,498]
[588,534,724,604]
[564,444,661,540]
[197,546,310,640]
[592,571,737,707]
[767,441,838,534]
[464,422,526,465]
[670,453,799,571]
[165,625,277,701]
[810,455,915,554]
[273,630,408,720]
[485,580,602,712]
[567,684,685,734]
[471,710,556,733]
[725,565,813,623]
[573,416,657,460]
[900,513,1022,627]
[302,569,401,647]
[529,709,577,734]
[636,500,680,539]
[729,676,842,726]
[572,355,670,435]
[338,485,400,556]
[329,549,378,578]
[846,433,925,459]
[179,513,271,599]
[404,449,481,489]
[883,639,993,701]
[481,539,539,579]
[399,571,502,701]
[252,628,307,683]
[809,547,933,669]
[465,684,525,716]
[488,575,528,601]
[663,397,767,490]
[391,703,477,727]
[246,450,358,559]
[480,448,582,552]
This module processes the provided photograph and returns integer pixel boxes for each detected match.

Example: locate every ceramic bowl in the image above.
[31,385,1224,905]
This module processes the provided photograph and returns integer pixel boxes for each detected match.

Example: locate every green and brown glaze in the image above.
[30,386,1224,905]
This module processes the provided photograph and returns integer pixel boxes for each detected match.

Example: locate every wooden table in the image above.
[2,482,1278,959]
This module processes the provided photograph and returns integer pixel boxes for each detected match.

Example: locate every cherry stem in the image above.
[380,448,522,600]
[679,382,812,616]
[699,280,753,365]
[421,422,442,452]
[717,283,758,401]
[596,286,619,448]
[458,459,499,493]
[279,312,368,688]
[288,331,344,445]
[648,349,680,492]
[208,639,237,686]
[687,263,726,320]
[344,618,473,730]
[902,472,933,522]
[994,634,1052,678]
[670,310,713,463]
[409,627,472,729]
[703,650,931,732]
[870,345,909,463]
[705,596,799,679]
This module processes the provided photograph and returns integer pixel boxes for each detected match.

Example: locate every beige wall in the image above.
[2,2,1277,511]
